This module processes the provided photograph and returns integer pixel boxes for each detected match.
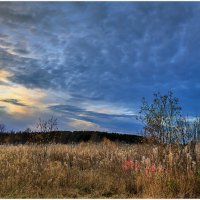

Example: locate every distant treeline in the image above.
[0,131,144,145]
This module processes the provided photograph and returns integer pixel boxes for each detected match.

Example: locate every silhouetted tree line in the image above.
[0,130,143,145]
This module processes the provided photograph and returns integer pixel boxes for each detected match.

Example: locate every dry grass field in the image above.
[0,139,200,198]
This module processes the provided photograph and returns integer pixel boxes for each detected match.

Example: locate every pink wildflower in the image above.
[150,163,157,173]
[122,160,135,171]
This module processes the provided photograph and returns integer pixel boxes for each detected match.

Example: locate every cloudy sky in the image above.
[0,2,200,133]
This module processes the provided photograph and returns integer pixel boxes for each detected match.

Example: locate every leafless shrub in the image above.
[0,123,5,133]
[36,116,58,132]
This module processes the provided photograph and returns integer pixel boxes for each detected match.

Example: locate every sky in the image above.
[0,2,200,133]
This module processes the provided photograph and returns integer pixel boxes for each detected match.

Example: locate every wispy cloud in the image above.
[49,104,141,133]
[0,98,27,107]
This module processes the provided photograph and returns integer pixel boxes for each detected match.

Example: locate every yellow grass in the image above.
[0,140,199,198]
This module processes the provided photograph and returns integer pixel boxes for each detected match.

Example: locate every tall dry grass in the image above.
[0,139,200,198]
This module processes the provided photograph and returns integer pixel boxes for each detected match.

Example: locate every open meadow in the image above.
[0,140,200,198]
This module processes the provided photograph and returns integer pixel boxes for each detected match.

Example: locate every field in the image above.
[0,140,200,198]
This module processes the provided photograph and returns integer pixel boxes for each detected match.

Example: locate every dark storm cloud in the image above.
[0,99,27,107]
[1,2,200,131]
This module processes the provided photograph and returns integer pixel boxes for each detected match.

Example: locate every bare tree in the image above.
[176,117,193,145]
[192,117,200,141]
[24,128,32,133]
[36,116,58,132]
[137,91,186,144]
[0,123,5,133]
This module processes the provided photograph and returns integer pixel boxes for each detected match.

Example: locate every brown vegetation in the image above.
[0,140,200,198]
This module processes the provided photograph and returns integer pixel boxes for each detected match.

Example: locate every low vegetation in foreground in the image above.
[0,140,200,198]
